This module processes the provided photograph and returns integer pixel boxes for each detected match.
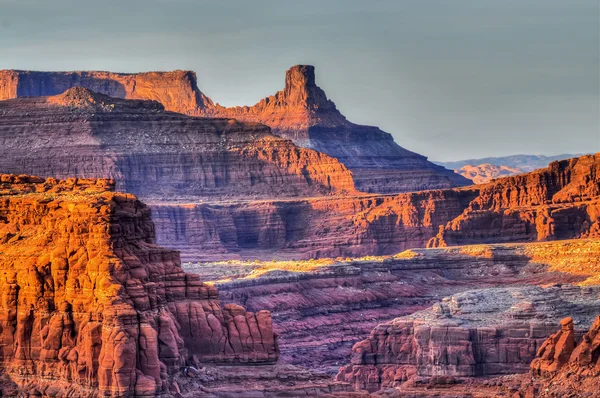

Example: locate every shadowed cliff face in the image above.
[0,87,356,201]
[0,174,278,397]
[151,154,600,262]
[0,66,470,194]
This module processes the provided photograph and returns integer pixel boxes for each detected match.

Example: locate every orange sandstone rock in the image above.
[0,174,278,397]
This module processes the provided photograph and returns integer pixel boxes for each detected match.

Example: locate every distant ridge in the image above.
[436,153,589,184]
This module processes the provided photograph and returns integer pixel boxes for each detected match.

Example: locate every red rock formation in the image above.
[0,66,470,193]
[429,154,600,248]
[336,284,600,393]
[207,65,470,193]
[530,317,576,375]
[0,174,278,397]
[0,87,356,200]
[186,240,600,376]
[517,315,600,397]
[152,153,599,262]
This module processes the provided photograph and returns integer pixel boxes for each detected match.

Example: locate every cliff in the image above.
[152,154,598,261]
[0,174,278,396]
[0,87,356,201]
[430,153,600,247]
[151,189,479,261]
[0,66,470,193]
[208,65,470,193]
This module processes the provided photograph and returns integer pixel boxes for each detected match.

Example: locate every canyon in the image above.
[155,153,600,261]
[0,66,469,194]
[1,76,596,264]
[0,68,598,397]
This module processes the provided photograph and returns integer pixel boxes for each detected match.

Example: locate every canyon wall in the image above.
[152,189,478,261]
[430,153,600,247]
[0,86,355,201]
[186,240,600,377]
[154,154,599,261]
[0,66,470,193]
[0,174,278,397]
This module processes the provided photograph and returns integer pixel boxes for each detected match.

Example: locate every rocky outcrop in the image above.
[0,174,278,397]
[429,154,600,248]
[336,285,600,392]
[152,189,478,261]
[153,154,599,261]
[207,65,470,193]
[185,240,600,376]
[0,87,356,201]
[514,315,600,397]
[0,66,470,193]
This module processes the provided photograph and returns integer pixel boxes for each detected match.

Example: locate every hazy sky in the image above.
[1,0,598,161]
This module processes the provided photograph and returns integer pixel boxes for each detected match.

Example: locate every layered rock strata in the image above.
[186,240,600,376]
[0,174,278,397]
[154,154,599,261]
[153,189,478,261]
[336,285,600,392]
[207,65,470,193]
[0,87,355,201]
[430,153,600,247]
[0,66,470,193]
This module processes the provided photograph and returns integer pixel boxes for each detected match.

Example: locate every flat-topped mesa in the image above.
[0,69,213,114]
[0,174,279,396]
[0,87,356,201]
[0,66,469,193]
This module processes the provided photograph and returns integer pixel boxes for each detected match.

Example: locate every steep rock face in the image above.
[336,285,600,392]
[453,163,523,184]
[0,87,355,201]
[152,189,478,261]
[186,240,600,375]
[152,151,599,261]
[518,316,600,397]
[0,174,278,397]
[0,67,469,193]
[208,65,470,193]
[0,69,214,114]
[429,154,600,248]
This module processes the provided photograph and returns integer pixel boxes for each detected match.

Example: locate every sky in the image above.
[0,0,598,161]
